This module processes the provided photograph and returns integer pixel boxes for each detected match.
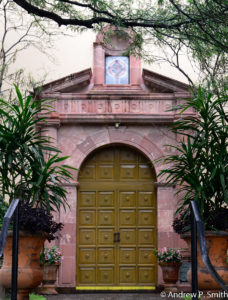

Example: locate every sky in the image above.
[8,29,199,88]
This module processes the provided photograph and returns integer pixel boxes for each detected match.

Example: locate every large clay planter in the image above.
[182,231,228,292]
[0,231,46,300]
[38,264,59,294]
[159,261,182,292]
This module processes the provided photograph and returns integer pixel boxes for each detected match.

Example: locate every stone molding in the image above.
[155,182,176,188]
[72,128,163,178]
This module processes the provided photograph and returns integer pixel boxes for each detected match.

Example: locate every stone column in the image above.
[156,182,177,285]
[42,115,60,147]
[130,55,141,85]
[57,182,78,288]
[93,43,105,85]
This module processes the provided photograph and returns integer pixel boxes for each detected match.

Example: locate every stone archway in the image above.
[73,127,163,177]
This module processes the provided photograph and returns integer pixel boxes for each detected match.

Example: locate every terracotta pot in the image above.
[182,231,228,292]
[0,231,46,300]
[159,261,182,292]
[38,264,59,294]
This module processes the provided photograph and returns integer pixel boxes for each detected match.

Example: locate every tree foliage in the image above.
[0,0,62,99]
[1,0,225,87]
[7,0,227,56]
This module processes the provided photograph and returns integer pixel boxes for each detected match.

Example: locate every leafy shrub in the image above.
[0,200,9,227]
[172,209,191,234]
[18,201,63,241]
[173,207,228,234]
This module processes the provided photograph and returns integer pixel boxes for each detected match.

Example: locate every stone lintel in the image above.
[46,114,176,125]
[40,92,177,100]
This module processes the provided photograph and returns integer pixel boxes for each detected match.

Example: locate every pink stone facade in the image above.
[39,32,191,290]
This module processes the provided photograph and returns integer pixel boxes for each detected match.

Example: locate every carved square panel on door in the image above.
[98,210,115,226]
[98,165,114,179]
[97,149,114,162]
[79,211,96,226]
[120,229,136,245]
[139,164,153,179]
[98,248,115,264]
[79,267,96,284]
[119,150,136,163]
[119,267,136,284]
[138,210,155,226]
[139,248,155,264]
[138,192,155,207]
[79,229,96,245]
[120,165,136,179]
[79,248,96,264]
[119,210,136,226]
[80,192,96,207]
[80,165,95,180]
[119,248,136,264]
[98,229,114,245]
[98,191,114,207]
[97,267,114,284]
[120,192,136,207]
[138,267,156,284]
[138,229,155,245]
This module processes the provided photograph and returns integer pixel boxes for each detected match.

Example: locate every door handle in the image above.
[114,232,120,242]
[117,232,120,242]
[114,232,117,242]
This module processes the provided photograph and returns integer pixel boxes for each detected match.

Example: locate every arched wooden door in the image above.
[76,145,157,290]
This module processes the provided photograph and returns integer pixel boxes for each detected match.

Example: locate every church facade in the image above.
[38,29,191,291]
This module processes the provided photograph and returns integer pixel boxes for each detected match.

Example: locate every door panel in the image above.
[98,229,114,245]
[98,267,115,284]
[98,248,115,264]
[120,192,136,207]
[79,229,96,245]
[119,210,136,226]
[77,145,157,289]
[98,192,114,207]
[97,210,115,226]
[79,248,96,264]
[138,267,156,284]
[79,211,96,226]
[119,248,136,264]
[120,229,136,244]
[79,267,96,284]
[119,267,137,284]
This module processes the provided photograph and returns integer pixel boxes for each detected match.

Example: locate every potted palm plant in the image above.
[0,86,76,299]
[158,86,228,291]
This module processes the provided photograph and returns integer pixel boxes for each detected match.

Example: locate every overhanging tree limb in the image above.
[10,0,207,29]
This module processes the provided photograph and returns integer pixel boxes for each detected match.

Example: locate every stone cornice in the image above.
[40,113,196,126]
[39,92,190,100]
[39,68,92,93]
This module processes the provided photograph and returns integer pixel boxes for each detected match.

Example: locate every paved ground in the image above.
[45,293,169,300]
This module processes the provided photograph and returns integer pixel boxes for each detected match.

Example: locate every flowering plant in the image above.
[40,246,63,265]
[153,247,182,263]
